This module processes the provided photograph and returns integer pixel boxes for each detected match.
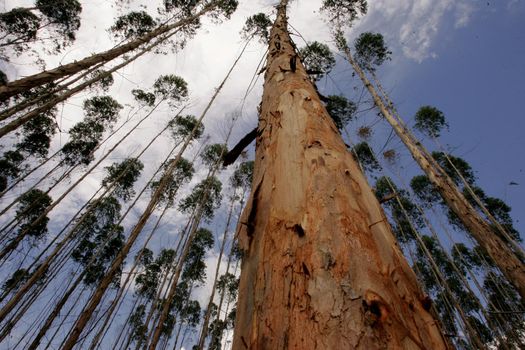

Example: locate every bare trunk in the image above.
[232,2,448,349]
[342,45,525,300]
[148,167,220,350]
[27,273,84,349]
[197,193,237,349]
[0,3,216,101]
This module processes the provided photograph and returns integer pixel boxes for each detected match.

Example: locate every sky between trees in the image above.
[0,0,524,348]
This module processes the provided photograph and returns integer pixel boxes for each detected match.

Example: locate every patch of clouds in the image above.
[357,0,477,62]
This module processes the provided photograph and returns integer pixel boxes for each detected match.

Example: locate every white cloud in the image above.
[358,0,476,62]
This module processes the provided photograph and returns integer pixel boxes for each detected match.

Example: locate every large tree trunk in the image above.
[341,45,525,300]
[232,2,449,349]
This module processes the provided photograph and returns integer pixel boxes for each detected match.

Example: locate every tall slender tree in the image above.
[326,14,525,297]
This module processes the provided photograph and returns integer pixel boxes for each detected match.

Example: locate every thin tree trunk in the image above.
[27,272,84,349]
[232,2,448,349]
[0,2,218,101]
[0,112,177,325]
[60,88,220,349]
[341,44,525,300]
[197,193,237,349]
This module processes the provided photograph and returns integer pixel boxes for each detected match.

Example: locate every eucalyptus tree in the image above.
[0,189,52,261]
[102,158,144,202]
[148,155,224,349]
[0,150,25,192]
[0,99,187,341]
[0,0,239,102]
[0,0,82,57]
[62,95,122,166]
[414,236,493,346]
[241,13,272,43]
[212,160,253,327]
[351,141,381,174]
[231,1,447,347]
[325,95,356,131]
[414,106,449,139]
[410,151,521,244]
[196,166,245,349]
[151,158,195,207]
[298,41,336,81]
[207,273,239,349]
[322,0,525,297]
[25,155,145,350]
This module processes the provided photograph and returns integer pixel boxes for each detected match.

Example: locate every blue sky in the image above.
[0,0,524,348]
[376,0,525,237]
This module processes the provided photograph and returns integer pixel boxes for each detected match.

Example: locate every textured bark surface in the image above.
[232,3,449,349]
[341,46,525,300]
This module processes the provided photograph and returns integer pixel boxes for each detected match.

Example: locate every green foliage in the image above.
[36,0,82,39]
[129,304,148,344]
[132,89,156,107]
[153,75,188,107]
[136,249,176,299]
[182,228,214,283]
[299,41,335,81]
[462,186,521,242]
[164,0,199,15]
[414,106,449,138]
[0,150,25,189]
[484,272,525,347]
[179,176,223,222]
[410,175,441,206]
[0,8,40,41]
[16,189,52,239]
[211,0,239,19]
[230,161,254,190]
[151,157,194,207]
[320,0,367,27]
[2,269,29,292]
[201,143,228,168]
[102,158,144,201]
[168,114,204,141]
[0,70,7,85]
[325,95,356,130]
[61,120,105,166]
[17,113,57,159]
[352,141,380,173]
[354,32,391,71]
[217,272,239,303]
[432,151,476,186]
[110,11,156,40]
[83,95,122,125]
[413,236,492,344]
[375,176,423,243]
[88,70,114,93]
[70,196,123,285]
[241,13,271,43]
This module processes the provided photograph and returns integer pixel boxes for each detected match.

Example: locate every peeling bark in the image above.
[232,2,449,349]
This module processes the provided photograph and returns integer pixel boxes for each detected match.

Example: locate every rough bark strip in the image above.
[232,2,449,349]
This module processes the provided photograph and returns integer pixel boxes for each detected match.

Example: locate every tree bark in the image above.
[232,2,449,349]
[341,44,525,300]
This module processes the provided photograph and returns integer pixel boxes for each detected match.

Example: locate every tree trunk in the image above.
[0,3,217,101]
[232,2,449,349]
[341,44,525,300]
[197,193,237,349]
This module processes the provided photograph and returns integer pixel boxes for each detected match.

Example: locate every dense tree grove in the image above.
[0,0,521,349]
